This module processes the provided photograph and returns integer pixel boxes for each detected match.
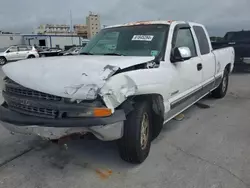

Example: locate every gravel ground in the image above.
[0,67,250,188]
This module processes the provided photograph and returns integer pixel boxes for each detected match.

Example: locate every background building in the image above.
[36,24,73,35]
[0,34,23,49]
[35,12,101,39]
[0,12,99,49]
[0,33,89,49]
[86,12,101,39]
[74,24,88,38]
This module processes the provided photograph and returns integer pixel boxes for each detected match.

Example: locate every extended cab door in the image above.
[192,25,216,90]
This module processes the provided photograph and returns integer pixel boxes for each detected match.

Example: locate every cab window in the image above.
[193,26,210,55]
[8,46,18,52]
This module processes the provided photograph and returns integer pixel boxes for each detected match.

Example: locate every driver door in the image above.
[167,25,203,114]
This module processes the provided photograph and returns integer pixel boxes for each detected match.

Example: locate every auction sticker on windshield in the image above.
[132,35,154,41]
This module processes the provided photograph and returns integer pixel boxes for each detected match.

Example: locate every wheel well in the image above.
[28,55,35,58]
[132,94,165,139]
[0,56,6,60]
[225,63,231,73]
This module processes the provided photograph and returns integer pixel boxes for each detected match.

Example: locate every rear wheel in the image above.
[27,55,35,59]
[0,57,7,65]
[117,101,152,164]
[211,69,229,98]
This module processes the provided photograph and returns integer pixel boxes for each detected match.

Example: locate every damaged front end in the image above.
[0,64,139,141]
[0,55,157,140]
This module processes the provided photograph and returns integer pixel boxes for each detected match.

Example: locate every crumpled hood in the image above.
[2,55,154,99]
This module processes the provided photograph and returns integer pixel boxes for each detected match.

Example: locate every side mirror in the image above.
[6,50,10,53]
[171,47,192,62]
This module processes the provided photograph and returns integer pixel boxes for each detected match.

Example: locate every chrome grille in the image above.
[4,77,61,119]
[4,78,61,101]
[8,102,58,119]
[6,86,61,101]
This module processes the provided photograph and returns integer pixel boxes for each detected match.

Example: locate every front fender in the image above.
[99,72,171,114]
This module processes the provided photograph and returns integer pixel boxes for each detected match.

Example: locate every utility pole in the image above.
[70,10,73,45]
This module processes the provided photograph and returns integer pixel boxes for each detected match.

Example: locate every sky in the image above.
[0,0,250,36]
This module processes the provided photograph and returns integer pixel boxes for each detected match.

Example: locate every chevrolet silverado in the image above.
[0,21,235,164]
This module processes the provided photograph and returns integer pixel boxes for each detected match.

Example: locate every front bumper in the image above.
[0,104,126,140]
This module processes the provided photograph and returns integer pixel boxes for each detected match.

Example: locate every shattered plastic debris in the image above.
[174,113,185,121]
[101,65,119,81]
[95,169,113,180]
[195,102,210,109]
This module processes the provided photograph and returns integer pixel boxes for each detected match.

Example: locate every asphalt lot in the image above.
[0,67,250,188]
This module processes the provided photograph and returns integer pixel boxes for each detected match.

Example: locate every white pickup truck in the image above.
[0,21,234,164]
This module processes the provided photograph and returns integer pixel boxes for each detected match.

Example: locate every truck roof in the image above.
[105,20,203,29]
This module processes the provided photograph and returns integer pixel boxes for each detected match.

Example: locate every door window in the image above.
[18,46,30,51]
[193,26,210,55]
[8,46,18,52]
[173,28,197,57]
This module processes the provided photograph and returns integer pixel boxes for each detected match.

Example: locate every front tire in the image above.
[0,57,7,65]
[211,69,229,98]
[118,101,152,164]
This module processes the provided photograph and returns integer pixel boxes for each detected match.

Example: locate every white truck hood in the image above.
[2,55,154,100]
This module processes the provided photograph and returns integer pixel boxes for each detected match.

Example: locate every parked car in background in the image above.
[0,45,39,65]
[39,47,63,57]
[0,21,234,164]
[62,46,82,56]
[58,46,82,56]
[35,46,49,53]
[212,30,250,72]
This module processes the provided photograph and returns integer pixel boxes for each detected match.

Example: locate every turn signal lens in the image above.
[93,108,112,117]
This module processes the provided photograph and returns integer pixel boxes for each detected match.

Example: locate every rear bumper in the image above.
[34,53,40,58]
[0,105,126,140]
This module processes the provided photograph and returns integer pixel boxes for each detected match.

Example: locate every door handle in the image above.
[197,63,203,71]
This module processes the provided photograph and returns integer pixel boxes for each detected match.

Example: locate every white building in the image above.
[0,34,89,50]
[0,34,23,49]
[36,24,73,35]
[22,34,89,49]
[86,12,101,39]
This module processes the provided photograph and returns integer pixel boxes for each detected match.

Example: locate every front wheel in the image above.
[211,69,229,98]
[117,101,152,164]
[0,57,7,65]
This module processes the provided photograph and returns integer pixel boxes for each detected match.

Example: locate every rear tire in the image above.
[211,69,229,98]
[117,101,152,164]
[27,55,35,59]
[0,57,7,65]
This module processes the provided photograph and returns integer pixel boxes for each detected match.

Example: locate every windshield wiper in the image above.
[103,53,124,56]
[80,52,93,55]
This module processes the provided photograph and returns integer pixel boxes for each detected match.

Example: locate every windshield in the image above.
[80,24,169,57]
[224,31,250,41]
[0,47,8,52]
